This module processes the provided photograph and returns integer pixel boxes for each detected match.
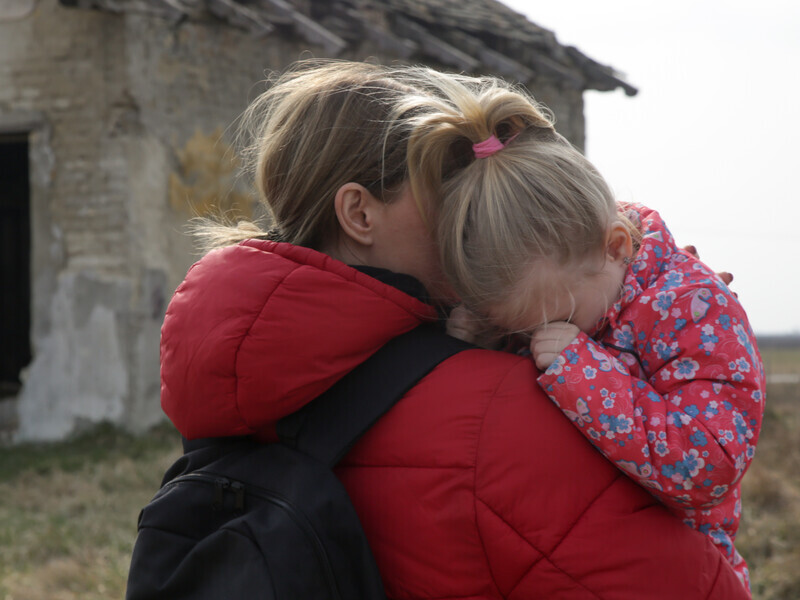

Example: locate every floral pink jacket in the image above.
[538,204,765,591]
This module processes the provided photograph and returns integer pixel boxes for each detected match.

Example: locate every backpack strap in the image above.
[277,324,473,467]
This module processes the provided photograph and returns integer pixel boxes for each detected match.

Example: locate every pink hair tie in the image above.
[472,133,518,159]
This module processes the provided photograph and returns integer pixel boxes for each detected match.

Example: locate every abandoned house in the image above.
[0,0,636,442]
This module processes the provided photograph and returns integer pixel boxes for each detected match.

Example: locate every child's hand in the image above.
[682,244,735,292]
[446,305,482,344]
[529,322,580,370]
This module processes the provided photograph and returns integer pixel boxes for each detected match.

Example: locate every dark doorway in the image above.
[0,135,32,397]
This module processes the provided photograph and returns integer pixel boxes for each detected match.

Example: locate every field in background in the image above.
[737,338,800,599]
[1,342,798,599]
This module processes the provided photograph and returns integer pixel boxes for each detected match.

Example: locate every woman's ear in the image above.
[334,182,379,247]
[606,221,634,263]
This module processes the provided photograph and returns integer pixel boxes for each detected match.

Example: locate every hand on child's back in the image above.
[529,322,581,371]
[446,305,480,344]
[446,305,506,349]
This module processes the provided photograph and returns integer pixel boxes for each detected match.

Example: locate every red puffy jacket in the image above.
[161,240,747,599]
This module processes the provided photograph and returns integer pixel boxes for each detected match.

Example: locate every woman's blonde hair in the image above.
[195,60,426,252]
[402,69,632,316]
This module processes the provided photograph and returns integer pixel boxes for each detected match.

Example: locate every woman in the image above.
[160,61,747,599]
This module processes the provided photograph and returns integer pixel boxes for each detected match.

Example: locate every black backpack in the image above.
[126,325,471,600]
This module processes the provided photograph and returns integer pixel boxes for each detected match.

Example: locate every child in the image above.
[404,70,765,591]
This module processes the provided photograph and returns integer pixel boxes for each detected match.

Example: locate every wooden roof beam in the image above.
[564,46,638,96]
[394,15,480,72]
[263,0,347,56]
[59,0,183,20]
[526,51,585,89]
[207,0,275,36]
[345,8,418,58]
[445,30,534,83]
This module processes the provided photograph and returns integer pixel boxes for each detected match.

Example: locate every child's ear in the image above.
[606,221,634,263]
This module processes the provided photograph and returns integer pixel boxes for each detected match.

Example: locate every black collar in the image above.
[351,266,451,324]
[351,266,431,304]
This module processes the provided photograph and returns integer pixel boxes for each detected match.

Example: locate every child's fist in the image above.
[530,322,580,370]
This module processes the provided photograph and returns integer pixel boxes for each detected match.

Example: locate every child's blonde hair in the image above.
[402,70,631,317]
[195,60,427,252]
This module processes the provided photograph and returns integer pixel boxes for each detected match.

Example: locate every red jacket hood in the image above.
[160,240,438,441]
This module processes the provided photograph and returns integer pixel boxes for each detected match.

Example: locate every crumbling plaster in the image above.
[0,0,282,440]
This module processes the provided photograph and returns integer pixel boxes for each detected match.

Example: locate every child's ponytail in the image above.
[404,72,556,208]
[404,70,619,316]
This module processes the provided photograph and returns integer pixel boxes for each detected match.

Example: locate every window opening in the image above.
[0,134,31,398]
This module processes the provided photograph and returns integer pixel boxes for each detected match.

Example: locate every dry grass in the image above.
[738,379,800,600]
[0,424,181,600]
[0,345,797,599]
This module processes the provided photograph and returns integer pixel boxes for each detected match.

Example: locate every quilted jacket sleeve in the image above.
[473,355,748,599]
[537,284,765,511]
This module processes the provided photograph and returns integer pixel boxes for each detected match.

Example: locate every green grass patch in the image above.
[0,421,180,481]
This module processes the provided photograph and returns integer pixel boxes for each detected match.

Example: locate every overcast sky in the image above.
[500,0,800,335]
